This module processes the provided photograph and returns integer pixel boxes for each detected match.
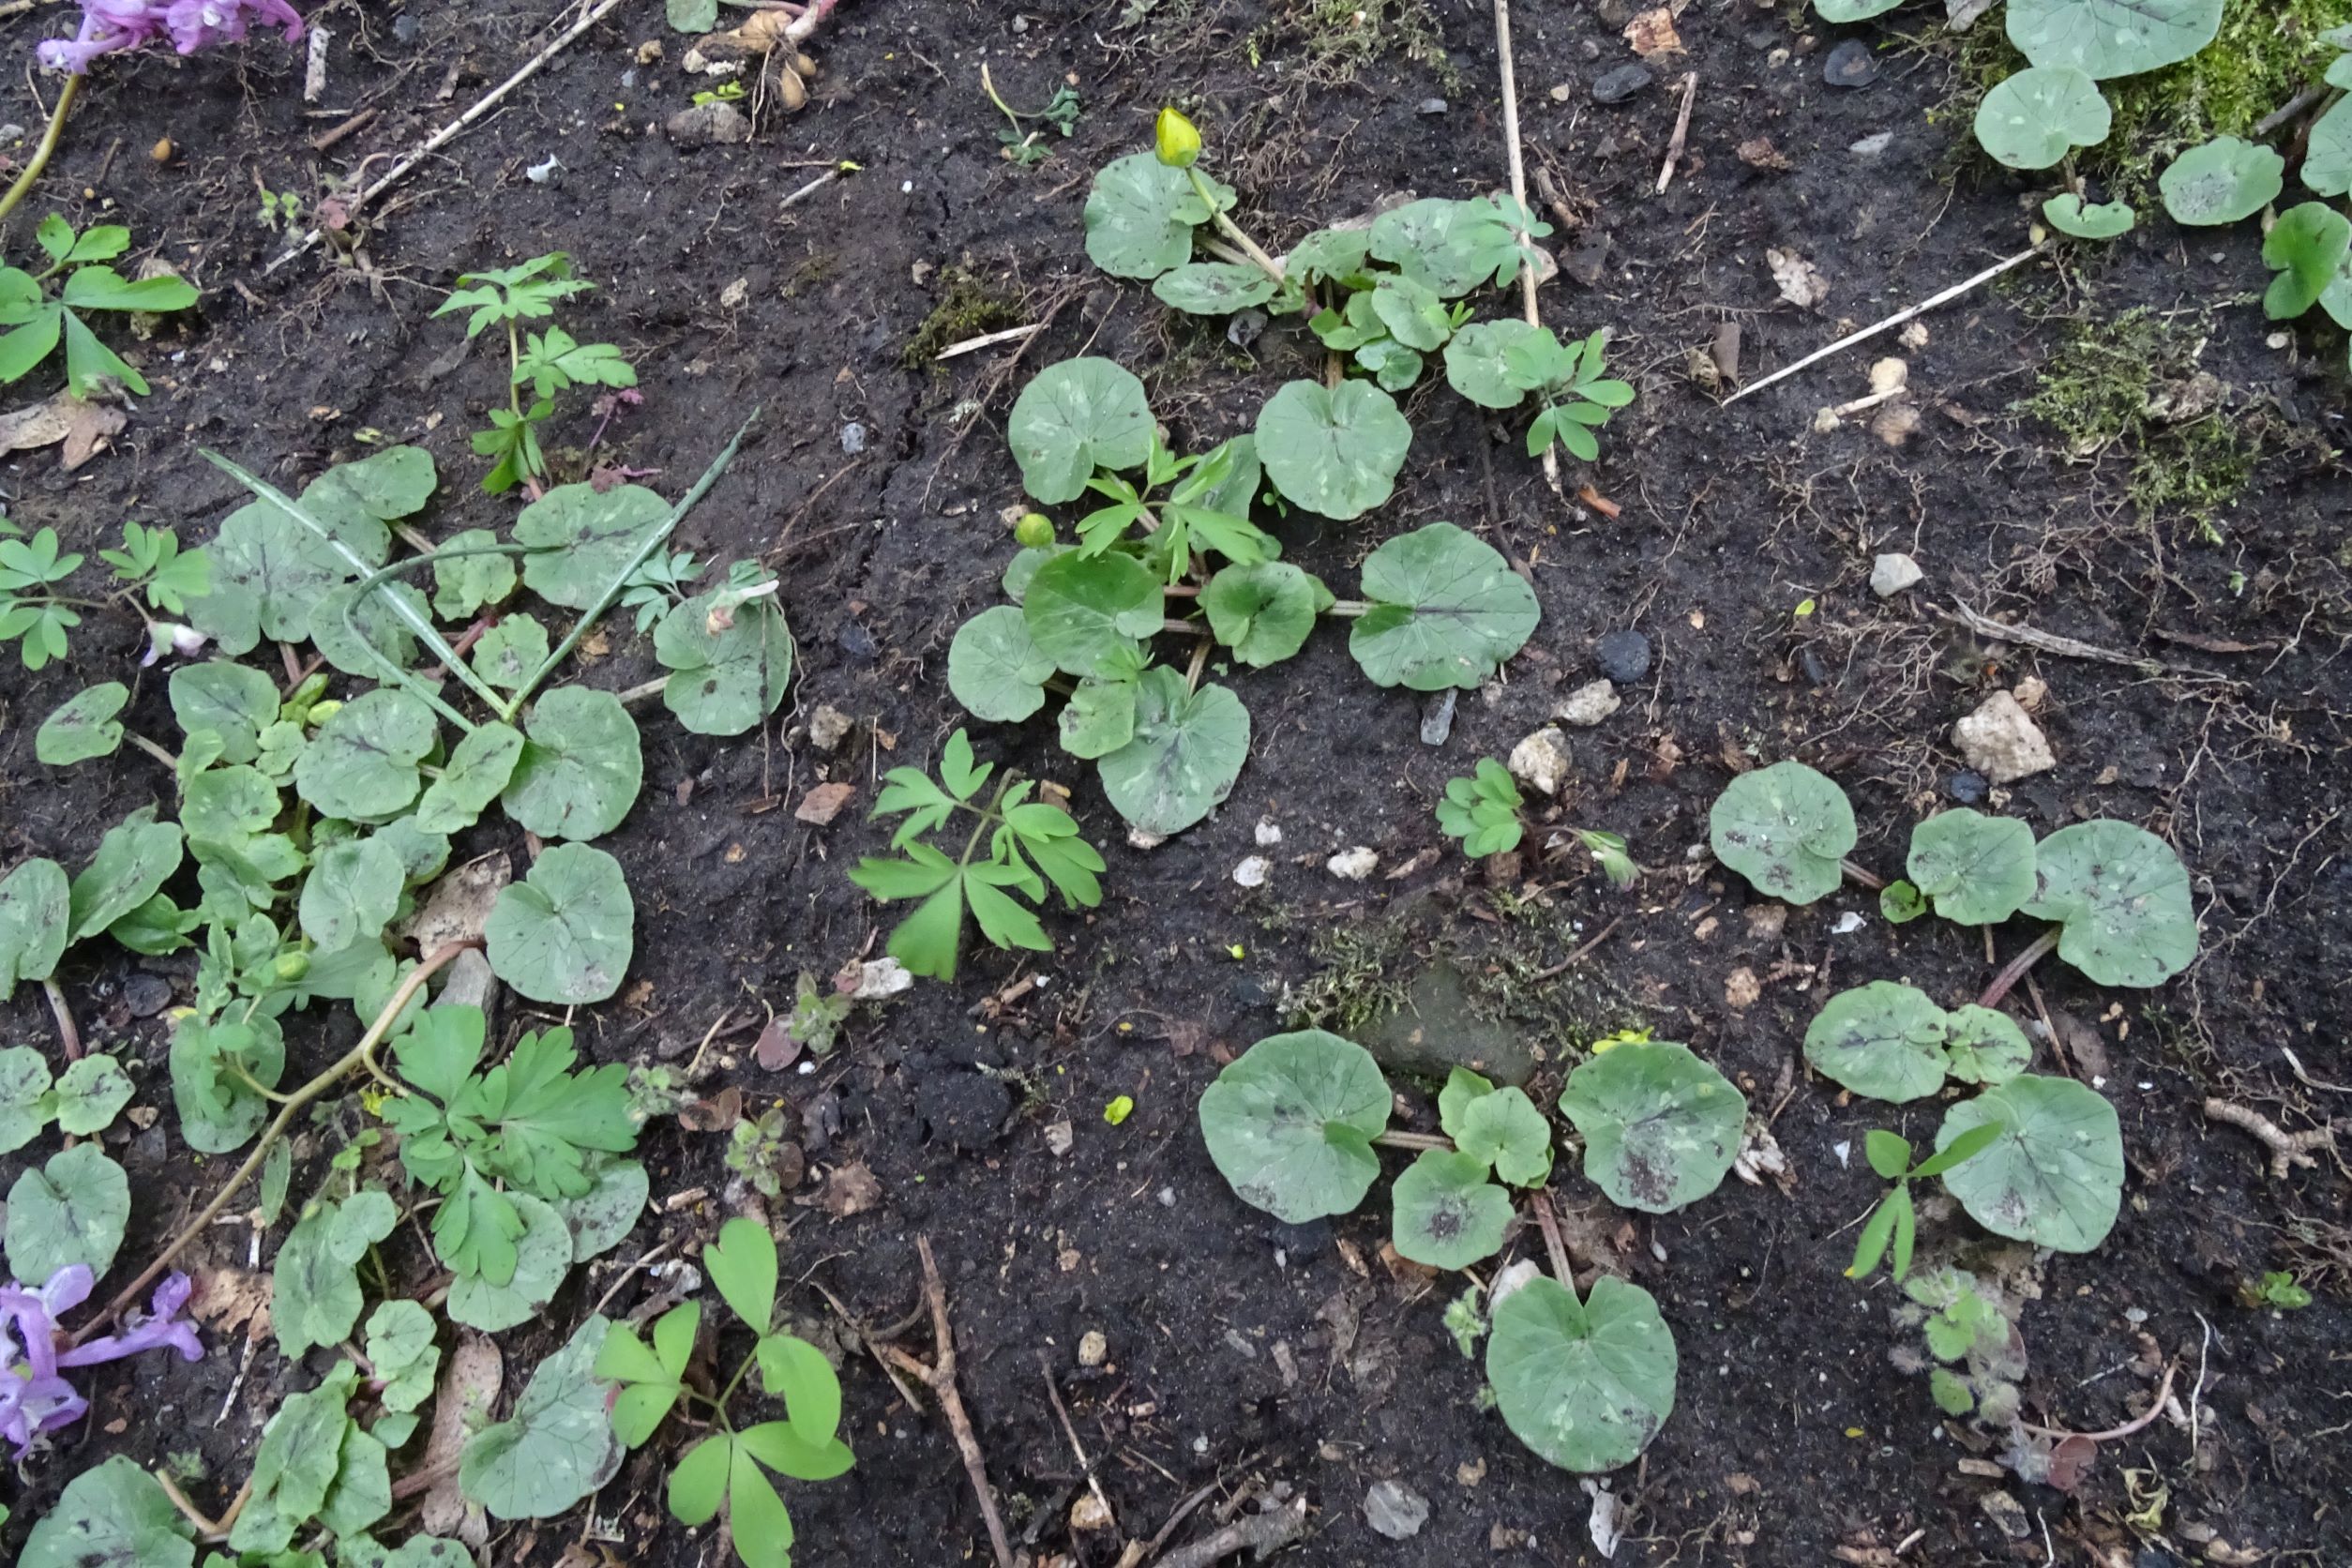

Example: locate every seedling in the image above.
[981,64,1078,166]
[1895,1263,2028,1425]
[1556,1040,1747,1214]
[2240,1271,2313,1310]
[1444,322,1635,462]
[1,518,210,671]
[1847,1123,2006,1282]
[255,182,303,231]
[1805,981,2031,1103]
[0,215,198,396]
[432,253,639,493]
[1574,829,1640,890]
[846,729,1106,980]
[596,1217,853,1568]
[1437,760,1524,857]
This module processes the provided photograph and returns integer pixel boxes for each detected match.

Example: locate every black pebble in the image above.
[1824,38,1879,88]
[837,621,879,661]
[1591,64,1654,104]
[1947,770,1989,805]
[1592,628,1652,684]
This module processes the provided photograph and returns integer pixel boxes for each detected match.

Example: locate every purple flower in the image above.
[38,0,300,75]
[0,1265,203,1456]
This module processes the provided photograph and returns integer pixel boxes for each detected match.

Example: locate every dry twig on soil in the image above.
[1153,1497,1311,1568]
[870,1238,1018,1568]
[2203,1098,2339,1179]
[1491,0,1560,496]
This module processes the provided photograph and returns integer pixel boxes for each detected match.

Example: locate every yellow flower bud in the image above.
[1154,107,1201,169]
[1014,512,1055,548]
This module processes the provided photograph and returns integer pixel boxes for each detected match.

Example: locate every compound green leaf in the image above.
[1348,521,1540,691]
[36,682,127,764]
[415,721,525,834]
[1442,319,1541,409]
[1082,153,1229,279]
[1558,1041,1745,1214]
[1096,668,1249,836]
[513,483,671,609]
[0,856,69,998]
[168,660,279,763]
[1198,1029,1389,1224]
[656,592,794,736]
[502,686,642,841]
[1937,1074,2123,1250]
[1973,67,2110,169]
[1152,261,1279,314]
[1707,760,1855,905]
[295,688,437,822]
[1255,378,1410,520]
[68,813,184,942]
[459,1315,624,1519]
[1804,981,1953,1103]
[2023,820,2197,987]
[1907,808,2036,926]
[1022,549,1161,679]
[486,841,635,1004]
[1201,560,1320,668]
[299,837,406,956]
[7,1143,128,1281]
[1007,356,1155,505]
[2157,136,2284,223]
[948,605,1055,722]
[20,1455,194,1568]
[2006,0,2222,80]
[1390,1149,1513,1270]
[1488,1274,1676,1473]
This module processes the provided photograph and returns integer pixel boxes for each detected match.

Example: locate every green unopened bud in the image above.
[1154,107,1201,169]
[305,700,341,727]
[1014,512,1056,548]
[273,952,310,983]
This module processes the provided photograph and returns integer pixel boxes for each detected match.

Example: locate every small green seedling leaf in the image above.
[486,841,637,1004]
[1455,1085,1553,1185]
[1255,378,1411,520]
[273,1187,399,1357]
[1008,356,1156,504]
[1907,808,2037,926]
[299,837,406,956]
[415,721,526,834]
[1443,319,1542,408]
[365,1299,444,1413]
[2023,820,2196,987]
[52,1052,132,1136]
[1707,761,1855,905]
[1557,1041,1746,1214]
[1937,1074,2123,1251]
[2042,193,2138,239]
[1095,668,1250,837]
[1201,561,1321,668]
[1349,522,1541,691]
[2157,136,2284,224]
[1058,675,1138,760]
[36,682,128,764]
[1390,1150,1513,1270]
[1436,758,1526,858]
[2263,203,2352,321]
[168,1016,285,1153]
[2005,0,2222,80]
[1198,1029,1390,1223]
[1942,1005,2031,1086]
[168,659,279,763]
[1880,879,1928,923]
[1487,1274,1677,1472]
[445,1190,572,1331]
[1973,66,2110,169]
[597,1300,698,1446]
[68,810,184,943]
[706,1214,780,1332]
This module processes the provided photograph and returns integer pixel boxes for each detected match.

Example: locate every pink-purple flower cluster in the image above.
[38,0,304,76]
[0,1265,203,1455]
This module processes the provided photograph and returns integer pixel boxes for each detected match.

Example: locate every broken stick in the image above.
[874,1238,1017,1568]
[1492,0,1561,495]
[1656,71,1698,194]
[2203,1098,2339,1180]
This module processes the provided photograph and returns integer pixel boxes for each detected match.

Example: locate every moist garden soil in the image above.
[2,1,2348,1564]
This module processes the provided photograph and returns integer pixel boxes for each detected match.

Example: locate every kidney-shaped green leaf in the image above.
[2006,0,2222,80]
[948,605,1056,722]
[169,659,280,763]
[1096,668,1250,837]
[295,688,438,822]
[1442,319,1541,409]
[37,682,127,764]
[2043,193,2138,239]
[1937,1074,2123,1251]
[486,842,635,1004]
[0,856,69,999]
[513,483,671,610]
[1007,357,1155,505]
[1943,1004,2032,1086]
[1198,1029,1390,1224]
[1488,1274,1677,1473]
[1558,1041,1745,1213]
[7,1142,129,1282]
[1082,153,1230,279]
[1708,761,1855,904]
[1201,561,1320,668]
[1255,379,1411,520]
[460,1315,623,1520]
[1390,1150,1513,1270]
[1348,521,1540,691]
[1974,66,2111,169]
[1907,808,2036,926]
[2023,820,2196,987]
[1152,262,1279,315]
[656,592,793,737]
[502,687,642,842]
[20,1455,195,1568]
[1023,549,1161,679]
[2305,98,2352,198]
[2157,136,2285,224]
[1804,981,1954,1103]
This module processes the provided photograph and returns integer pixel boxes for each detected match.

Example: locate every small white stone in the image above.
[1870,551,1924,597]
[1078,1330,1108,1368]
[1508,726,1574,795]
[1488,1258,1544,1309]
[1255,818,1283,847]
[1128,826,1168,851]
[1952,690,2056,783]
[1327,847,1379,881]
[807,704,854,752]
[1045,1121,1075,1157]
[1555,679,1621,728]
[850,957,914,1001]
[1832,912,1865,934]
[1232,855,1271,888]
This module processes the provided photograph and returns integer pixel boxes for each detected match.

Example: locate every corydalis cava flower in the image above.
[38,0,303,75]
[0,1264,202,1455]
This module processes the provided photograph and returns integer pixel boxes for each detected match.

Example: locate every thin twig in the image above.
[1530,1191,1574,1288]
[1527,914,1624,982]
[2254,85,2329,138]
[935,323,1045,361]
[2019,1361,2177,1443]
[1039,1353,1120,1545]
[1979,928,2059,1010]
[263,0,629,275]
[41,978,82,1061]
[2203,1098,2338,1179]
[777,166,845,215]
[1943,600,2224,682]
[1154,1498,1310,1568]
[872,1239,1017,1568]
[1492,0,1560,496]
[1725,245,2045,405]
[1655,71,1698,194]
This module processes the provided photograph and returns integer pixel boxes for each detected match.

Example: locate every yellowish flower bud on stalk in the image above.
[1154,107,1200,169]
[1014,512,1055,548]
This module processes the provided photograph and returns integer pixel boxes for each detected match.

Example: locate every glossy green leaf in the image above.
[1973,67,2110,169]
[1707,761,1855,905]
[36,682,127,763]
[2006,0,2222,79]
[1255,378,1410,520]
[756,1334,843,1446]
[513,483,671,609]
[2264,202,2352,320]
[0,856,69,998]
[1095,668,1250,836]
[656,591,793,736]
[1937,1074,2123,1250]
[706,1214,779,1331]
[2156,136,2284,223]
[1804,981,1954,1103]
[1488,1274,1677,1472]
[947,606,1055,722]
[459,1316,625,1518]
[1082,153,1230,279]
[1006,356,1155,504]
[1198,1029,1390,1223]
[1201,561,1320,667]
[1022,549,1161,678]
[1349,522,1541,691]
[2024,820,2197,987]
[1558,1041,1745,1214]
[1907,808,2036,926]
[7,1143,129,1281]
[1390,1149,1513,1269]
[486,841,635,1003]
[295,688,437,822]
[502,686,642,841]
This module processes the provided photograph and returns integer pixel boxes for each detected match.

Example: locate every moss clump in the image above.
[2017,307,2288,526]
[1244,0,1458,91]
[901,267,1024,369]
[1952,0,2343,201]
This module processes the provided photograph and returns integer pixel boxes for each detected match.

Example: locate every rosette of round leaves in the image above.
[1199,1030,1390,1224]
[1706,760,1854,905]
[2021,820,2196,988]
[1487,1272,1677,1472]
[1557,1040,1745,1214]
[1804,981,2031,1104]
[1937,1074,2124,1251]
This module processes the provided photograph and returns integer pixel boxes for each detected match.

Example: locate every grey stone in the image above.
[1508,726,1574,795]
[1824,38,1879,88]
[1555,679,1621,728]
[1850,130,1894,156]
[439,948,501,1040]
[665,101,752,145]
[1952,691,2055,783]
[1364,1481,1430,1542]
[1591,64,1655,104]
[124,972,173,1018]
[1593,628,1652,683]
[839,421,868,454]
[1421,688,1457,746]
[1417,98,1449,116]
[1946,769,1989,805]
[1361,965,1536,1088]
[1870,551,1924,597]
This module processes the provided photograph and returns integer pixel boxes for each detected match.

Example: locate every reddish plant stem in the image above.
[1978,927,2061,1010]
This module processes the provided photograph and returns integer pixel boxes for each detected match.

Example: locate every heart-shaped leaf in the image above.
[1198,1029,1390,1224]
[1022,550,1162,678]
[168,659,280,763]
[1804,981,1957,1103]
[300,837,407,956]
[470,612,550,692]
[1057,674,1138,760]
[0,1045,53,1153]
[2042,193,2137,239]
[1082,153,1231,279]
[1201,561,1322,668]
[2006,0,2222,80]
[1152,261,1279,314]
[0,856,69,999]
[1390,1150,1513,1270]
[36,682,127,764]
[1096,668,1250,836]
[1487,1274,1677,1473]
[1937,1074,2123,1251]
[1255,379,1411,520]
[53,1052,132,1136]
[2157,136,2285,224]
[948,605,1056,721]
[447,1190,574,1331]
[487,841,635,1004]
[415,721,526,834]
[7,1142,128,1281]
[1943,1004,2032,1086]
[2265,202,2352,319]
[2022,820,2197,987]
[2305,98,2352,198]
[656,591,793,736]
[1707,761,1855,905]
[1558,1041,1745,1214]
[68,812,184,942]
[1974,66,2111,168]
[513,483,671,609]
[1348,521,1541,691]
[1007,357,1155,505]
[502,687,642,841]
[460,1315,624,1519]
[19,1456,195,1568]
[1442,319,1541,409]
[1907,808,2037,926]
[296,688,437,822]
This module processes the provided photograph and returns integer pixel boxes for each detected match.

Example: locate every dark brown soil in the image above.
[1,2,2347,1565]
